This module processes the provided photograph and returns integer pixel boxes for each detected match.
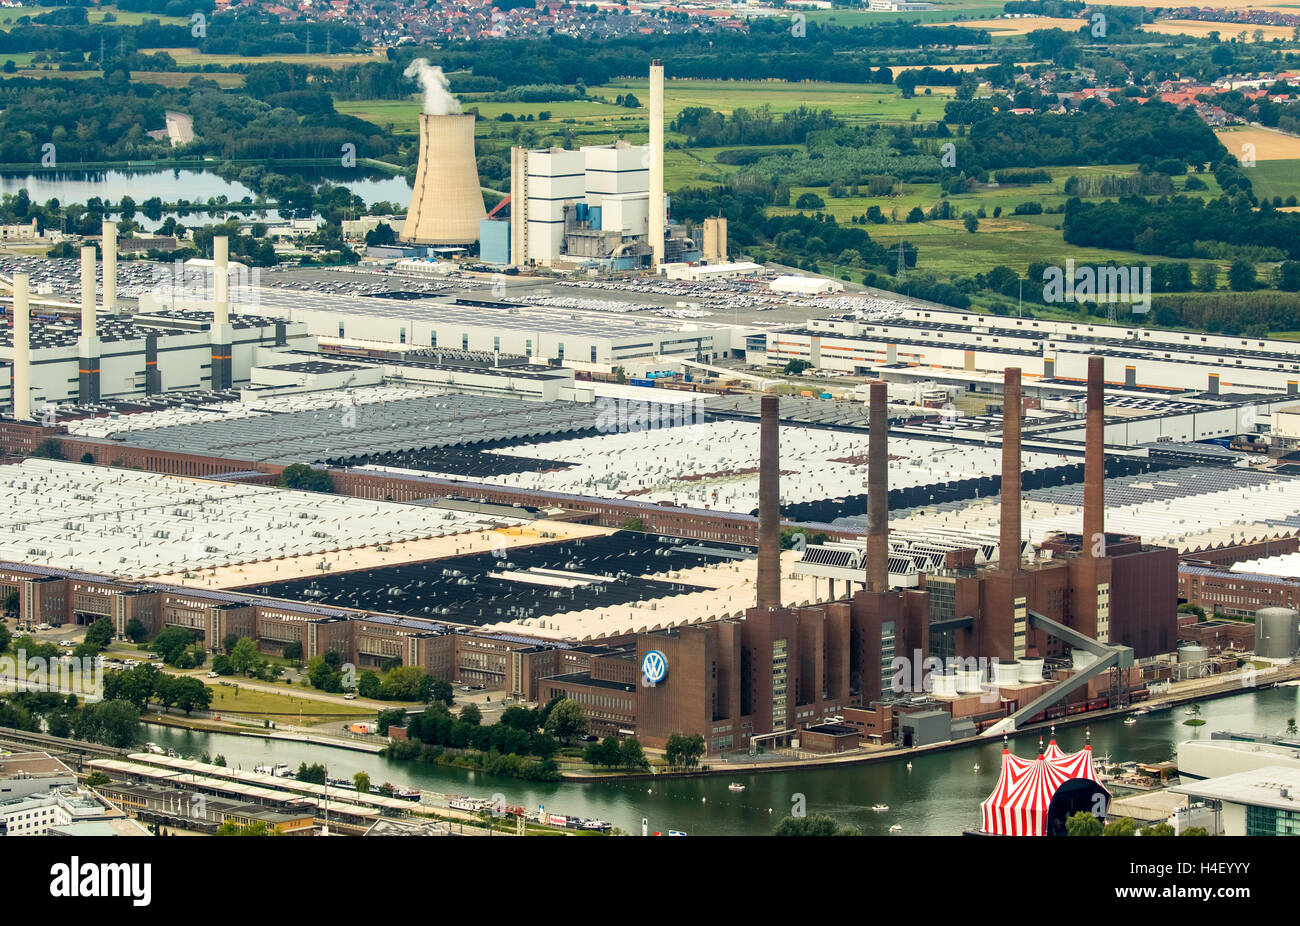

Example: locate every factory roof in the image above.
[1172,765,1300,811]
[241,287,706,340]
[108,393,599,464]
[0,458,525,578]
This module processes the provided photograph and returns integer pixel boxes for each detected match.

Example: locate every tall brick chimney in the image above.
[866,380,889,593]
[1084,355,1105,556]
[757,393,781,610]
[1000,367,1023,571]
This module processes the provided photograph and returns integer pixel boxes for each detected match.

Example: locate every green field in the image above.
[1250,159,1300,201]
[0,5,188,28]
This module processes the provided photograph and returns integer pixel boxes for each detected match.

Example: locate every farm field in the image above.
[1145,20,1300,41]
[1249,159,1300,201]
[155,47,381,68]
[1215,126,1300,162]
[0,5,188,28]
[925,16,1085,35]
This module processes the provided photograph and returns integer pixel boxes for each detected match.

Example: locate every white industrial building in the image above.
[1171,765,1300,836]
[751,304,1300,395]
[510,142,676,267]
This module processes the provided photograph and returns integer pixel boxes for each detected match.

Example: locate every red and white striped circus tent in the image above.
[979,742,1108,836]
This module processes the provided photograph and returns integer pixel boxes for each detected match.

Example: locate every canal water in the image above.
[143,686,1300,836]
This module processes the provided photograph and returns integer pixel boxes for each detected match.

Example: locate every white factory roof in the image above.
[384,421,1062,515]
[0,458,524,578]
[1230,552,1300,580]
[1171,765,1300,811]
[769,275,845,295]
[64,384,446,440]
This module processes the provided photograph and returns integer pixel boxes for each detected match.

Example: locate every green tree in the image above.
[664,732,706,770]
[31,438,64,460]
[543,698,589,745]
[216,820,275,836]
[1228,259,1257,291]
[773,813,859,836]
[1181,826,1209,836]
[1195,263,1219,292]
[74,699,140,748]
[619,736,650,771]
[620,517,646,532]
[1103,816,1139,836]
[459,703,482,726]
[230,637,260,676]
[123,618,147,643]
[585,735,621,768]
[1140,822,1175,836]
[353,771,371,794]
[1065,811,1104,836]
[279,463,333,492]
[295,762,328,784]
[85,771,111,787]
[963,213,979,233]
[282,640,303,663]
[784,359,812,376]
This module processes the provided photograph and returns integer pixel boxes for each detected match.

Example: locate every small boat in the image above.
[448,798,480,812]
[1124,716,1138,725]
[889,824,903,834]
[727,782,746,792]
[871,804,890,812]
[973,764,980,771]
[578,819,612,832]
[394,787,421,802]
[906,762,913,771]
[1184,708,1198,716]
[144,742,164,755]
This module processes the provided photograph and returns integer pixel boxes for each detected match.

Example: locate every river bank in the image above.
[558,661,1300,781]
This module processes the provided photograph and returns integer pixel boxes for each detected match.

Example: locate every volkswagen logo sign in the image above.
[641,649,667,685]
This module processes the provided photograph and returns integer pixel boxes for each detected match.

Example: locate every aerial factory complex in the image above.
[1,35,1299,849]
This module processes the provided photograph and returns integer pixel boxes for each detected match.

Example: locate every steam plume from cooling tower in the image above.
[404,59,462,115]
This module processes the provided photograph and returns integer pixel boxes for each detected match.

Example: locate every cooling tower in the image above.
[402,113,487,245]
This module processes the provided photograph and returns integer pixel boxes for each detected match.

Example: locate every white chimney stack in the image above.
[213,235,230,327]
[649,59,665,269]
[78,245,101,402]
[209,236,233,389]
[101,220,116,313]
[11,272,31,420]
[80,245,96,341]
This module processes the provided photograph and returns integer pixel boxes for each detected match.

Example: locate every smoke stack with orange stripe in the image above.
[210,236,232,390]
[78,245,100,402]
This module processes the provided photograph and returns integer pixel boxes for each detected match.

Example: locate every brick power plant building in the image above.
[543,358,1177,750]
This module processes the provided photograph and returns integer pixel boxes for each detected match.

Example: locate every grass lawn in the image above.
[203,683,378,725]
[1249,159,1300,202]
